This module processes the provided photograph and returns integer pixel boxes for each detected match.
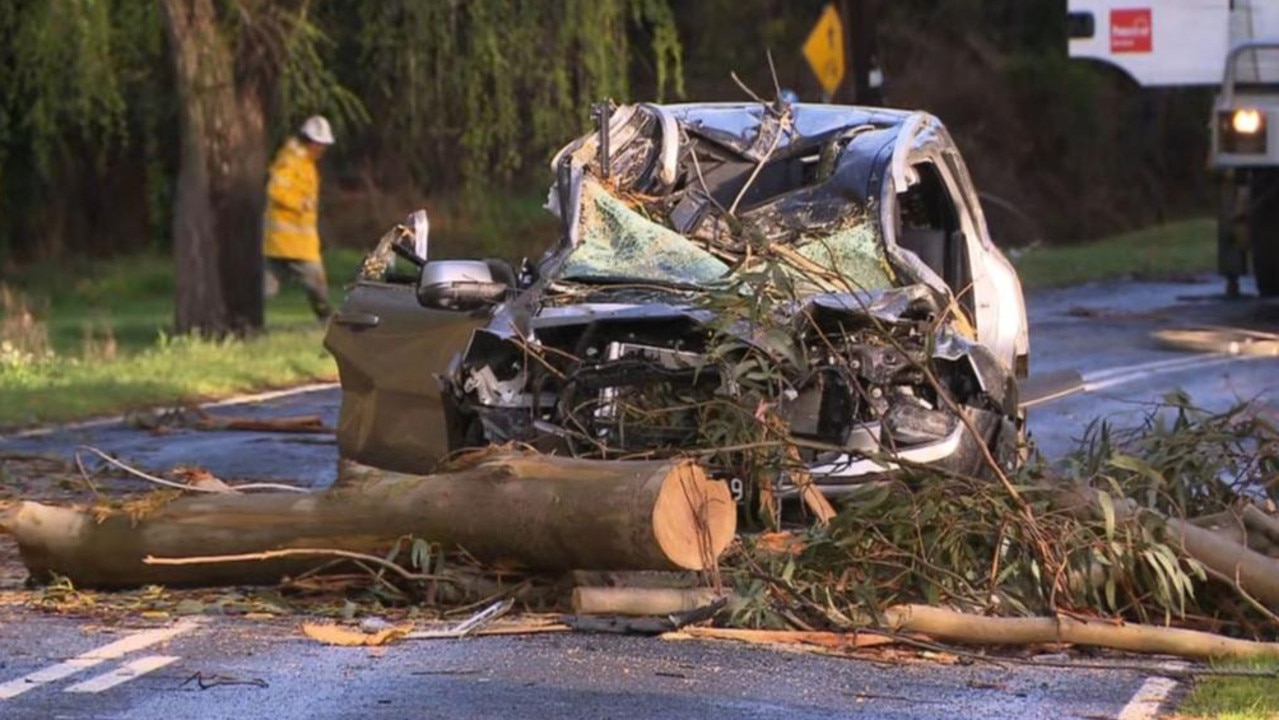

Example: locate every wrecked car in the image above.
[324,101,1030,501]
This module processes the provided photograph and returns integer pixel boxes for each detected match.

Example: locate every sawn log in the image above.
[0,452,736,588]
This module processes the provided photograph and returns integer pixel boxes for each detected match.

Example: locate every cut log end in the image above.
[651,460,736,571]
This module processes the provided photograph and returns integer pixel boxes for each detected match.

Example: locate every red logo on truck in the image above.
[1110,8,1153,53]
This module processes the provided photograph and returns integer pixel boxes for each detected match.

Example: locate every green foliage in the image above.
[1070,393,1279,519]
[727,396,1279,634]
[0,0,130,172]
[226,1,368,140]
[345,0,682,189]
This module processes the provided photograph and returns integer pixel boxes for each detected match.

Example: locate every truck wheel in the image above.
[1250,170,1279,297]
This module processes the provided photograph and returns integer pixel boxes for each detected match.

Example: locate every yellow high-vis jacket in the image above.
[263,138,321,262]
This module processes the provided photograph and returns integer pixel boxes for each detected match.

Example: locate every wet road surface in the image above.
[0,615,1161,720]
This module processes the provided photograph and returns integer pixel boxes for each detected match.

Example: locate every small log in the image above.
[1242,505,1279,546]
[0,452,736,588]
[880,604,1279,660]
[572,587,727,616]
[199,415,331,434]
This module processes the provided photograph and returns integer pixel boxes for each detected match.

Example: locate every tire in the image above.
[1249,170,1279,297]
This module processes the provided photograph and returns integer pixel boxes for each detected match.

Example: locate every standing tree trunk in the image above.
[159,0,266,336]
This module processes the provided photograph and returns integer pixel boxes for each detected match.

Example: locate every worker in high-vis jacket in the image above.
[263,115,334,320]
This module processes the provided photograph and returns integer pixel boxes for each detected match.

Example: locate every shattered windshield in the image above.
[559,180,730,286]
[557,178,894,292]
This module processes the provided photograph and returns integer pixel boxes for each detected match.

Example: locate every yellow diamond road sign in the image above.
[803,4,846,95]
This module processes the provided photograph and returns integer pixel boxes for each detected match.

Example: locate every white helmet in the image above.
[300,115,335,145]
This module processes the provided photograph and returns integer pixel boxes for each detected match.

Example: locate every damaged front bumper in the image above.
[450,283,1018,501]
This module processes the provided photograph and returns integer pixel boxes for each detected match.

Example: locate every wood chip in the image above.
[302,622,413,647]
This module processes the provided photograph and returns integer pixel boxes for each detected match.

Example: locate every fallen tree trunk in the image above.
[0,452,735,588]
[879,604,1279,660]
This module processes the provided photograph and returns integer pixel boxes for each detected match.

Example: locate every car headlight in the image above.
[1232,108,1265,135]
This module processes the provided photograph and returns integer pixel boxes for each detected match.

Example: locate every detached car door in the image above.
[325,276,486,474]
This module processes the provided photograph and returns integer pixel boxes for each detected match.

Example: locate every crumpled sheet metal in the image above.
[803,283,939,323]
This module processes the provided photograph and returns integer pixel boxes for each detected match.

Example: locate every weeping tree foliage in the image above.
[344,0,683,189]
[0,0,131,171]
[0,0,161,260]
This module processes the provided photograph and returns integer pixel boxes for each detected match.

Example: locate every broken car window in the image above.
[557,177,893,292]
[559,179,730,286]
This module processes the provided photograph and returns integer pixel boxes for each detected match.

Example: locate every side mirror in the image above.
[416,260,512,311]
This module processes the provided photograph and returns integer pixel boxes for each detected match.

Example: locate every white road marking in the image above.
[1028,352,1261,408]
[1116,675,1180,720]
[1081,355,1250,394]
[0,620,199,700]
[1083,353,1233,383]
[1116,662,1188,720]
[64,655,179,694]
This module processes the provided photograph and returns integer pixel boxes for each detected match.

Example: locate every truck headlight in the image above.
[1220,109,1268,154]
[1232,109,1265,135]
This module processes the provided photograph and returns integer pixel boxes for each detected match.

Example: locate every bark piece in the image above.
[302,623,413,647]
[0,453,736,588]
[198,415,332,434]
[1242,505,1279,547]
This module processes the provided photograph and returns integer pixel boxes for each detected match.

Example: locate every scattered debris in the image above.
[181,672,270,690]
[126,406,332,435]
[661,627,898,653]
[75,445,309,494]
[564,597,726,635]
[1153,325,1279,356]
[403,599,514,639]
[302,621,414,647]
[1066,306,1171,321]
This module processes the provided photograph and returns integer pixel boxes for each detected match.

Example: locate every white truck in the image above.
[1068,0,1279,297]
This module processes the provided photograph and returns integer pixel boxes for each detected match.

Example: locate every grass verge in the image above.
[1010,218,1216,289]
[0,327,336,427]
[1177,657,1279,719]
[0,248,366,429]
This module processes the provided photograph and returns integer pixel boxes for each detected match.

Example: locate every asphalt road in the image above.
[2,274,1277,719]
[0,615,1167,720]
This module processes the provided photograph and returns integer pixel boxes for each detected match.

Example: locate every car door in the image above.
[880,117,1028,375]
[325,278,487,474]
[935,147,1029,376]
